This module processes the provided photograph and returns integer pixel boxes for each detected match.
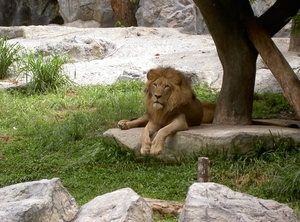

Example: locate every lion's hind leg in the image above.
[118,114,149,130]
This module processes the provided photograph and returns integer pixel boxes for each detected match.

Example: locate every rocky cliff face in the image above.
[0,0,288,37]
[0,0,63,26]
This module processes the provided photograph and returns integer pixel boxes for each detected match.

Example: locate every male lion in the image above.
[118,67,215,155]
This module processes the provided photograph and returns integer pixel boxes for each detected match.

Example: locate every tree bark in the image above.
[194,0,257,124]
[194,0,300,124]
[244,17,300,119]
[259,0,300,37]
[110,0,138,27]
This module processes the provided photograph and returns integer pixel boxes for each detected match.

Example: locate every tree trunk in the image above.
[110,0,139,27]
[244,17,300,119]
[194,0,257,125]
[194,0,300,124]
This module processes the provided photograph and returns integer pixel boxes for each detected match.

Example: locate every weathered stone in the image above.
[74,188,154,222]
[57,0,115,27]
[103,124,300,162]
[179,182,299,222]
[0,0,62,26]
[136,0,208,35]
[35,34,117,62]
[0,178,78,222]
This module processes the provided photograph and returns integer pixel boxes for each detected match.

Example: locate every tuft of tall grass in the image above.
[19,51,73,93]
[0,37,23,79]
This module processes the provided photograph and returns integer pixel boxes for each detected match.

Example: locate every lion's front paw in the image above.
[118,120,130,130]
[150,138,164,155]
[140,136,151,155]
[140,146,151,155]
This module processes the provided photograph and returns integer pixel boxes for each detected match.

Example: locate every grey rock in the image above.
[179,182,299,222]
[74,188,154,222]
[103,124,300,162]
[0,0,61,26]
[0,178,78,222]
[57,0,115,27]
[136,0,208,35]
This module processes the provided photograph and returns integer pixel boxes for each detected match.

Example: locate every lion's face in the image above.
[144,67,193,116]
[150,77,173,110]
[144,67,201,126]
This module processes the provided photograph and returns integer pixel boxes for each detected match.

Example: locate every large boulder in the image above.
[74,188,154,222]
[0,178,78,222]
[179,182,299,222]
[136,0,208,35]
[0,0,62,26]
[57,0,115,27]
[0,179,154,222]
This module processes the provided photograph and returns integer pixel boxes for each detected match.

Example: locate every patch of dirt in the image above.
[275,111,298,120]
[0,135,10,142]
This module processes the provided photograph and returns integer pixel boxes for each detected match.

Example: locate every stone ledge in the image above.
[103,124,300,162]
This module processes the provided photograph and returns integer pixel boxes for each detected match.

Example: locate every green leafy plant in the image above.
[0,37,23,79]
[115,21,124,27]
[20,51,73,93]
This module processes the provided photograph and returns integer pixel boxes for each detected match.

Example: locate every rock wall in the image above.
[135,0,208,35]
[0,0,63,26]
[0,0,288,36]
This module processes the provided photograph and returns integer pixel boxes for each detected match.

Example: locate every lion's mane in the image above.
[144,67,197,126]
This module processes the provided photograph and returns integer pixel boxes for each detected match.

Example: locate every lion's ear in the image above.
[147,69,159,81]
[165,68,183,85]
[172,73,183,85]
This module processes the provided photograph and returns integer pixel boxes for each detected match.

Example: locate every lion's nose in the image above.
[154,94,162,99]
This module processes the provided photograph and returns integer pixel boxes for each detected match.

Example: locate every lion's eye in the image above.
[153,83,157,88]
[164,85,170,90]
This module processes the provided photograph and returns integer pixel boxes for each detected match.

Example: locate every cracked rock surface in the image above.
[179,182,299,222]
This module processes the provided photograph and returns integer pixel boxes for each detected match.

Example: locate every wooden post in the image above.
[243,16,300,119]
[197,157,210,182]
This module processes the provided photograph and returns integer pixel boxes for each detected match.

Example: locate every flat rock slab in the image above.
[103,124,300,162]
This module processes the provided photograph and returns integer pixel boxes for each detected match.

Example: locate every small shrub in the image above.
[20,52,73,93]
[0,37,23,79]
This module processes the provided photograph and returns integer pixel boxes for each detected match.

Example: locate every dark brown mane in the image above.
[144,67,196,126]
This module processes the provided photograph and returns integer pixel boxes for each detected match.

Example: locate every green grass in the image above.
[0,81,299,221]
[252,92,295,119]
[0,37,23,79]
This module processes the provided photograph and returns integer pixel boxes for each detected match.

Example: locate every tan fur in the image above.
[118,67,215,155]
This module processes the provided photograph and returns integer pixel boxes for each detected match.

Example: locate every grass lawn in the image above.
[0,81,299,221]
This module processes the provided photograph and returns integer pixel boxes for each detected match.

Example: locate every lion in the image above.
[118,67,216,155]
